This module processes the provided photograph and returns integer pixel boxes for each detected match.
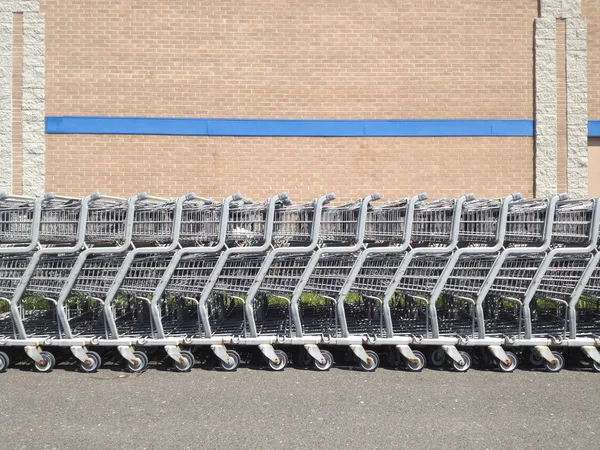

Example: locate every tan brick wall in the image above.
[40,0,536,120]
[45,135,534,202]
[584,0,600,119]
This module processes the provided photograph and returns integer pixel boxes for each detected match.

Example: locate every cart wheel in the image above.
[0,351,9,372]
[498,351,518,373]
[219,349,241,371]
[529,351,544,366]
[452,351,471,372]
[173,350,195,372]
[429,347,446,367]
[34,351,56,373]
[359,350,379,372]
[267,350,288,371]
[313,349,333,371]
[80,351,102,373]
[127,351,148,373]
[592,360,600,372]
[405,350,426,372]
[544,351,565,372]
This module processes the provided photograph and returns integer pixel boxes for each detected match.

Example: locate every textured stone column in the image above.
[537,0,587,198]
[540,0,562,19]
[535,18,558,198]
[566,18,587,197]
[22,12,44,196]
[0,13,12,192]
[0,1,39,13]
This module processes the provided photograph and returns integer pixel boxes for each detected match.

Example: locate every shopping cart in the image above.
[49,193,152,372]
[0,193,105,371]
[2,187,600,375]
[205,193,337,371]
[74,193,205,371]
[467,194,567,371]
[328,194,426,371]
[152,193,290,371]
[412,194,523,372]
[0,192,48,372]
[370,194,475,371]
[276,193,381,371]
[521,199,600,371]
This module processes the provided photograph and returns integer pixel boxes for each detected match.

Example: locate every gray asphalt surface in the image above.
[0,364,598,450]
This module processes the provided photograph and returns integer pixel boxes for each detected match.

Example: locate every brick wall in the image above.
[45,135,534,201]
[41,0,536,119]
[40,0,538,200]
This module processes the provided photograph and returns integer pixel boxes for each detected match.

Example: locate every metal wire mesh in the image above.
[411,199,455,244]
[38,199,82,244]
[118,254,174,295]
[364,199,408,243]
[505,200,547,244]
[213,255,264,294]
[132,200,176,244]
[352,253,408,296]
[552,200,595,245]
[85,200,128,244]
[0,198,35,243]
[180,202,222,244]
[0,197,86,245]
[488,254,545,296]
[258,254,313,295]
[165,255,220,296]
[71,255,126,296]
[273,203,315,242]
[227,201,268,241]
[319,201,361,242]
[0,255,30,295]
[582,263,600,295]
[25,255,79,296]
[458,198,501,244]
[535,254,592,299]
[443,254,498,296]
[304,254,358,295]
[395,254,451,296]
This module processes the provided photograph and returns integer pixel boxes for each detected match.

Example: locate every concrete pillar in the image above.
[537,0,588,198]
[22,12,44,196]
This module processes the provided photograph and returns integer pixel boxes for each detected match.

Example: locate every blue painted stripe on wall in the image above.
[590,121,600,137]
[45,116,536,137]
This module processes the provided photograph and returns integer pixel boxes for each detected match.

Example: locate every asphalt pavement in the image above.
[0,363,598,449]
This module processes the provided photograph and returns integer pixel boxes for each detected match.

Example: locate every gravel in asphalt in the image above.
[0,365,598,449]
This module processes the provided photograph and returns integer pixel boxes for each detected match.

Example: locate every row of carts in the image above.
[0,189,600,373]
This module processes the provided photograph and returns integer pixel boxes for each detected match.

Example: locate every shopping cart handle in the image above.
[325,193,336,202]
[43,192,55,201]
[232,193,243,201]
[465,193,476,201]
[418,192,428,201]
[511,192,523,201]
[0,190,8,200]
[278,192,290,202]
[136,192,149,201]
[370,192,382,201]
[184,192,197,201]
[89,192,101,201]
[558,193,569,201]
